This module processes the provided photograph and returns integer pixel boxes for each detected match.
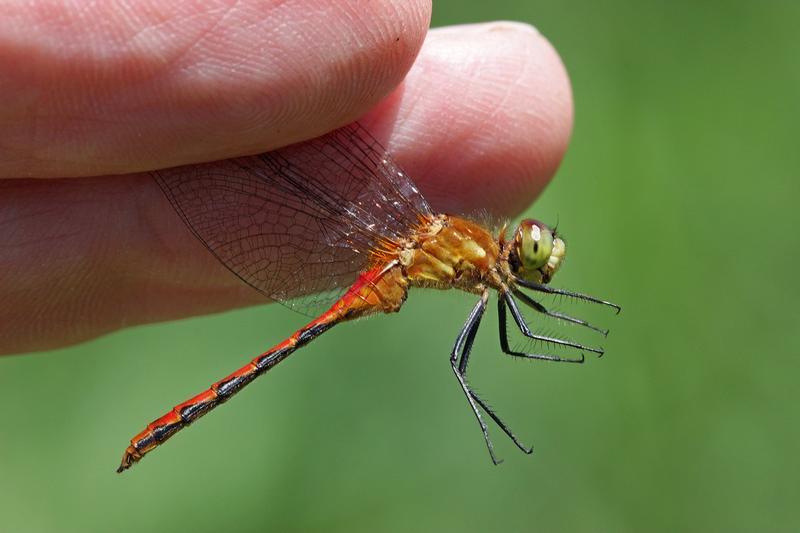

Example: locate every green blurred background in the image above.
[2,1,798,531]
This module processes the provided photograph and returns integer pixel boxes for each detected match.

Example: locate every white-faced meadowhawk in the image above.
[117,122,620,472]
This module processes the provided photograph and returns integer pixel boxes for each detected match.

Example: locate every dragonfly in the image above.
[117,122,620,472]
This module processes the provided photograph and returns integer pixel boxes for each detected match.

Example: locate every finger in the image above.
[0,0,431,178]
[0,22,573,354]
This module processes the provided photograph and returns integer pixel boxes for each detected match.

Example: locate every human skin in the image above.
[0,1,574,355]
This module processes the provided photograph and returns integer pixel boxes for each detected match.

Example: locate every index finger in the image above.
[0,0,431,178]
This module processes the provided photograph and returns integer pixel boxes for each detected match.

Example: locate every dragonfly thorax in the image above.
[400,215,500,292]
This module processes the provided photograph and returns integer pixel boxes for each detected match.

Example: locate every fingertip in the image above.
[365,21,574,218]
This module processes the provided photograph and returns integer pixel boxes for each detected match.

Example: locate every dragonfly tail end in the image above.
[116,446,141,474]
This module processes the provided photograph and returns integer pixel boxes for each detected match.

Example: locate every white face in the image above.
[543,236,566,283]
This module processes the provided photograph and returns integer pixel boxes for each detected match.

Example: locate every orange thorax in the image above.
[402,216,499,292]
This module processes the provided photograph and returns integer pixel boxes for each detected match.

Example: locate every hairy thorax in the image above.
[400,215,501,294]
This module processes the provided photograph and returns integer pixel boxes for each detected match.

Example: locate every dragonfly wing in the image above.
[153,122,432,316]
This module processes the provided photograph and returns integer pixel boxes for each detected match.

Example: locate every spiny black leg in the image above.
[456,296,532,454]
[450,291,500,464]
[468,390,533,454]
[457,297,482,376]
[504,292,604,357]
[498,294,585,363]
[513,289,609,336]
[513,277,622,314]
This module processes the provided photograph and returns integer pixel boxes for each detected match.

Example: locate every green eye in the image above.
[515,219,554,271]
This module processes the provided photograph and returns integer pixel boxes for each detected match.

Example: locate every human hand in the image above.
[0,1,573,354]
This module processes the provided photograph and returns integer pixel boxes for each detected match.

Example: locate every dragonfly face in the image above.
[510,219,565,284]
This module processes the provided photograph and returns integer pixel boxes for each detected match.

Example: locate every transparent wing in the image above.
[153,122,432,315]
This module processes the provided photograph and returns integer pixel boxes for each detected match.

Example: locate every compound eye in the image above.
[514,219,554,272]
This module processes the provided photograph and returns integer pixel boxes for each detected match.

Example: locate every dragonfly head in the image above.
[509,219,565,284]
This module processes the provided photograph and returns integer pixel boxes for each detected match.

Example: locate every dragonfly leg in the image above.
[512,289,609,336]
[498,292,588,363]
[450,291,500,464]
[450,290,533,463]
[503,291,603,357]
[513,277,622,314]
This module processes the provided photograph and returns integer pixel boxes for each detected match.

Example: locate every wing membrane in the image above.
[153,122,432,315]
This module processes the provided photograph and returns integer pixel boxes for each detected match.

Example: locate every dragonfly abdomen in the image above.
[117,265,408,472]
[116,318,336,472]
